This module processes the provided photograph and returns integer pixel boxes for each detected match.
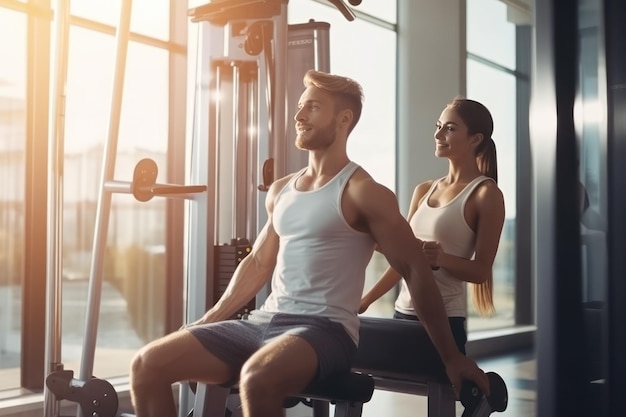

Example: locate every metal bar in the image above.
[103,180,206,199]
[76,1,133,416]
[179,21,217,417]
[43,0,70,415]
[232,64,240,239]
[247,70,259,240]
[271,3,287,179]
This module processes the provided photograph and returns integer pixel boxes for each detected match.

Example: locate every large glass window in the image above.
[62,22,170,380]
[0,0,179,398]
[467,0,516,68]
[0,7,26,393]
[466,59,517,330]
[466,0,518,332]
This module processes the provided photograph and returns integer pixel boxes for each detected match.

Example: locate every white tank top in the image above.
[395,176,493,317]
[259,161,376,344]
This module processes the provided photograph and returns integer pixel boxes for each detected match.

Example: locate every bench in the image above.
[193,316,507,417]
[353,316,458,416]
[353,317,508,417]
[192,371,375,417]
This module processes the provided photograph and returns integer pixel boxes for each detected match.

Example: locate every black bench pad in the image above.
[352,317,450,384]
[297,371,375,403]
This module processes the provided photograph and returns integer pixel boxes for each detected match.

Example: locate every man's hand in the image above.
[445,353,490,399]
[179,310,222,331]
[179,316,207,331]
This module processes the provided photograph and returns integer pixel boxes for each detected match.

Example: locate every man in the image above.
[130,70,490,417]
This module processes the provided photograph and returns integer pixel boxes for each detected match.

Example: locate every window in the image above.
[0,0,184,398]
[466,0,522,332]
[466,59,517,331]
[62,25,170,380]
[0,7,26,393]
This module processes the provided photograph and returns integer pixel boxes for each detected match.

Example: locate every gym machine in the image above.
[183,1,338,415]
[43,0,208,416]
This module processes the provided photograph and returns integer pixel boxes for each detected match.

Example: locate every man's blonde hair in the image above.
[303,70,364,134]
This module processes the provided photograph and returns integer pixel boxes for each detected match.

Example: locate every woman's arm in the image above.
[359,266,402,313]
[423,181,505,284]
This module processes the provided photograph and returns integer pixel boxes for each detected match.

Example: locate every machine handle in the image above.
[131,158,207,202]
[257,157,274,192]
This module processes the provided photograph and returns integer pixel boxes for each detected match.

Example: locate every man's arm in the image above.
[360,180,435,313]
[188,178,287,325]
[195,221,279,323]
[347,174,490,395]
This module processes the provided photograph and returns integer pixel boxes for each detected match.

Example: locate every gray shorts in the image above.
[188,310,357,386]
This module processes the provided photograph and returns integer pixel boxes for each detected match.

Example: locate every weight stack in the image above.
[214,238,254,319]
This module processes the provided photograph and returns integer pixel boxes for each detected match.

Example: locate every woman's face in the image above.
[433,106,474,159]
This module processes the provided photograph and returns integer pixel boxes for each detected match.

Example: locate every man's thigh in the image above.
[243,334,319,395]
[138,330,233,385]
[241,314,356,394]
[264,313,357,382]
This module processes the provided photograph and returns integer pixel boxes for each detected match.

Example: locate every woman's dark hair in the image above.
[447,97,498,317]
[447,97,498,183]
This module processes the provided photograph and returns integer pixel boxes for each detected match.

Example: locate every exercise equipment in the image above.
[194,317,509,417]
[45,370,118,417]
[351,317,509,417]
[183,0,336,334]
[193,372,375,417]
[460,372,508,417]
[43,1,206,416]
[184,2,337,415]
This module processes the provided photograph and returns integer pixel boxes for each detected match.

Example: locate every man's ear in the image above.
[337,108,353,129]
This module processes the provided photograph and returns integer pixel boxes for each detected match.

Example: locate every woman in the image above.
[359,98,505,354]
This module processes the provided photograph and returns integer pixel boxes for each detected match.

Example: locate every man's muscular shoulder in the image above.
[342,168,399,232]
[265,173,297,213]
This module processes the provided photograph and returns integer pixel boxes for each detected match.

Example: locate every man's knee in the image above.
[239,360,266,391]
[239,359,282,400]
[130,344,164,388]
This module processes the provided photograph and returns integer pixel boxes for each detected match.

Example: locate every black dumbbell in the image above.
[460,371,508,417]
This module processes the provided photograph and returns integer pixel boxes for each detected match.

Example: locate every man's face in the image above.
[294,86,338,151]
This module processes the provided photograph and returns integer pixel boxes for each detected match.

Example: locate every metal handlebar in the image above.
[129,158,207,202]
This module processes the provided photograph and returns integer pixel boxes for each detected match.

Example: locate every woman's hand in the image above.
[359,297,372,314]
[422,241,443,269]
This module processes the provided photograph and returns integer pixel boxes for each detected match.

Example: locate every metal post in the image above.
[76,0,132,415]
[43,0,70,415]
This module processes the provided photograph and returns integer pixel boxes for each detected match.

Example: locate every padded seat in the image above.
[296,371,375,404]
[351,316,457,417]
[193,371,375,417]
[353,316,450,384]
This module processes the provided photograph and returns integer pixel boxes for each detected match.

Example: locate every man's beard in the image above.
[295,119,336,151]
